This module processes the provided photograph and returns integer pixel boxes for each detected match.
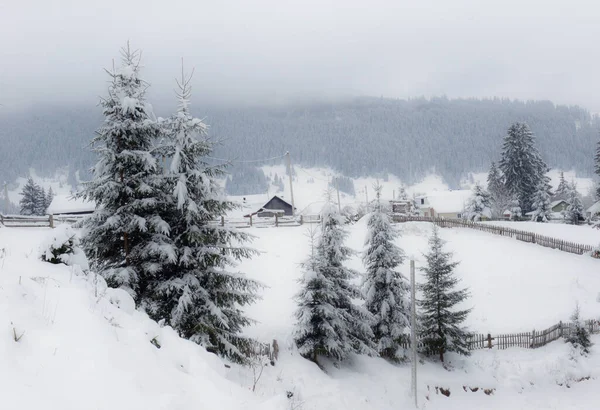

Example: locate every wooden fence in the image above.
[392,216,594,256]
[401,319,600,351]
[0,214,86,228]
[213,214,321,229]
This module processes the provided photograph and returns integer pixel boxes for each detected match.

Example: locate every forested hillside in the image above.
[0,97,597,188]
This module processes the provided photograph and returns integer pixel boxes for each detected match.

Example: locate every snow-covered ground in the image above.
[481,220,600,247]
[4,170,600,409]
[235,219,600,409]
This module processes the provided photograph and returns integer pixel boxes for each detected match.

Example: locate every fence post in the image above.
[249,215,253,227]
[220,216,225,226]
[49,214,54,229]
[0,214,3,226]
[487,333,492,349]
[275,214,279,227]
[299,215,303,225]
[559,321,563,338]
[531,330,536,348]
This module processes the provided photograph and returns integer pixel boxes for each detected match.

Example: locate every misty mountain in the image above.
[0,97,597,189]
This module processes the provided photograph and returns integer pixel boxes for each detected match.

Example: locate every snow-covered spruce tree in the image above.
[566,304,592,356]
[77,44,166,298]
[530,180,553,222]
[463,183,491,221]
[397,184,409,200]
[294,203,376,364]
[144,66,260,363]
[564,182,584,225]
[362,185,410,361]
[554,171,570,201]
[45,187,54,211]
[418,227,471,362]
[34,185,48,215]
[487,162,510,219]
[499,122,548,213]
[19,177,39,215]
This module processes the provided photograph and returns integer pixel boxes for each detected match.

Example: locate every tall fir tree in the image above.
[362,184,410,361]
[294,203,376,364]
[553,171,570,201]
[564,181,584,225]
[19,177,39,215]
[530,180,553,222]
[499,122,548,213]
[418,227,471,362]
[463,183,491,221]
[77,44,165,298]
[144,65,260,363]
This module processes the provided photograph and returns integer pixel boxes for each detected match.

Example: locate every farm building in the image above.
[414,190,474,219]
[389,199,413,214]
[245,195,295,218]
[586,201,600,220]
[550,200,568,213]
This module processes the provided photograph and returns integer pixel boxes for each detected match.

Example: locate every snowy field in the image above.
[481,220,600,247]
[3,219,600,409]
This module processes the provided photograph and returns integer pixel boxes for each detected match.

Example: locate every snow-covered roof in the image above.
[47,195,95,215]
[417,190,471,213]
[586,201,600,215]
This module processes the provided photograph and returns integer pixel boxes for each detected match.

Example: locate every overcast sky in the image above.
[2,0,600,111]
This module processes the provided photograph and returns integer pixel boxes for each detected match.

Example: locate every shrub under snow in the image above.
[40,224,89,270]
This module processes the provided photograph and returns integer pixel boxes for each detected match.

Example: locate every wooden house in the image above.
[389,199,412,214]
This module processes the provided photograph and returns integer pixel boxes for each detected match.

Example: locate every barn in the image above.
[247,195,295,218]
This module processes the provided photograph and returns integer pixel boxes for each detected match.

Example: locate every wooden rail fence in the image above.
[0,214,86,228]
[392,216,595,256]
[401,319,600,351]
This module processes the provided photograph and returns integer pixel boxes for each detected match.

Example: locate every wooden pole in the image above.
[49,214,54,229]
[286,152,295,217]
[410,259,417,408]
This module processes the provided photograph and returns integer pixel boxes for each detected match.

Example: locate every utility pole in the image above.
[335,178,341,213]
[410,259,418,408]
[286,151,295,216]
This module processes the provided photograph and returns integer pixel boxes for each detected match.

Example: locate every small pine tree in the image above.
[566,304,592,356]
[362,185,410,361]
[564,182,584,225]
[508,198,522,221]
[530,180,553,222]
[418,227,471,362]
[553,171,570,201]
[19,178,39,215]
[397,184,409,200]
[463,183,491,221]
[294,204,376,364]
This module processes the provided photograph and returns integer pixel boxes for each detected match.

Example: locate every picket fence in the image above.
[392,216,595,256]
[400,319,600,351]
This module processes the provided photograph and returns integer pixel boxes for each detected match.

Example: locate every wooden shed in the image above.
[246,195,295,218]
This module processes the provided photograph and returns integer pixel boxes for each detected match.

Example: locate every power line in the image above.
[206,153,286,164]
[295,166,331,182]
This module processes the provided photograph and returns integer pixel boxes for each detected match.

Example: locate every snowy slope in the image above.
[481,220,600,247]
[0,227,282,410]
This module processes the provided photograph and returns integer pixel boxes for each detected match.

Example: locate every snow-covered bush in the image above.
[40,224,89,270]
